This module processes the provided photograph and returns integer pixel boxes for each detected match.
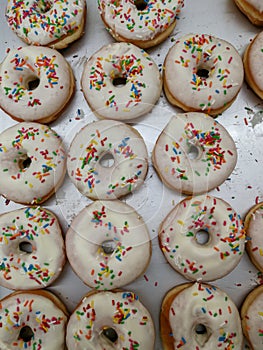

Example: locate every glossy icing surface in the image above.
[247,0,263,12]
[246,32,263,91]
[0,207,65,290]
[66,200,151,290]
[164,33,244,113]
[0,292,68,350]
[98,0,183,41]
[67,119,148,200]
[0,122,66,204]
[246,204,263,270]
[168,283,243,349]
[6,0,86,46]
[0,46,73,122]
[152,113,237,194]
[81,42,162,120]
[66,291,155,349]
[159,195,245,281]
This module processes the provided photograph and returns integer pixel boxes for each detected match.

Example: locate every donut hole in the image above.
[112,75,127,88]
[99,152,115,168]
[101,327,118,343]
[18,325,34,342]
[18,154,32,170]
[19,241,33,254]
[187,144,200,160]
[26,76,40,91]
[195,229,210,245]
[196,67,210,79]
[134,0,148,11]
[101,239,117,255]
[195,323,211,346]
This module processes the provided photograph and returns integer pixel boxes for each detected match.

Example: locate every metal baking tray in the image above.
[1,1,262,349]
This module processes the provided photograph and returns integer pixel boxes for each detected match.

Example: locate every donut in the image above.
[66,200,151,290]
[163,33,244,116]
[244,32,263,100]
[159,195,245,281]
[160,282,243,350]
[233,0,263,25]
[0,46,75,123]
[0,122,66,205]
[67,119,148,200]
[0,289,68,349]
[241,284,263,350]
[0,206,65,290]
[152,112,237,195]
[97,0,183,49]
[6,0,86,49]
[244,202,263,272]
[66,289,155,349]
[81,42,162,121]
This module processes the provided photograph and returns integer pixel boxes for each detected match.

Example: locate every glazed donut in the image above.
[81,42,162,121]
[163,33,244,116]
[0,290,68,350]
[241,284,263,350]
[161,282,243,350]
[0,46,75,123]
[0,122,66,205]
[244,202,263,272]
[6,0,86,49]
[67,119,148,200]
[152,112,237,195]
[159,195,245,281]
[244,32,263,100]
[234,0,263,25]
[98,0,183,49]
[0,206,65,290]
[66,200,151,290]
[66,289,155,349]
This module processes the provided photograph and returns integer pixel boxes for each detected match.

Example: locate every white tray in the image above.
[1,1,263,349]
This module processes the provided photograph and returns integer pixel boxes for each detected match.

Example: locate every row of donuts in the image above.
[0,192,262,293]
[1,29,263,125]
[1,280,263,349]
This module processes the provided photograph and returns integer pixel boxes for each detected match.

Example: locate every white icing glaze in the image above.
[0,207,65,290]
[246,32,263,91]
[152,112,237,194]
[167,283,243,349]
[0,46,74,122]
[159,195,245,281]
[66,200,151,290]
[66,290,155,349]
[98,0,183,42]
[67,119,148,200]
[0,122,66,205]
[164,33,244,114]
[246,203,263,270]
[0,291,68,350]
[6,0,86,47]
[81,42,162,121]
[242,286,263,350]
